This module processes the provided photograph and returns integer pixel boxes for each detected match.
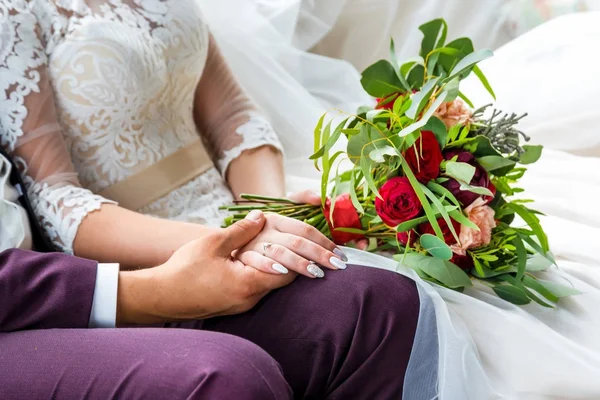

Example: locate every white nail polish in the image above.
[330,257,347,270]
[307,263,325,278]
[333,248,348,262]
[272,264,289,274]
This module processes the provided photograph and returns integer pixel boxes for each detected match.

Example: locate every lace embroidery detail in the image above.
[138,167,233,226]
[1,1,281,252]
[218,112,284,175]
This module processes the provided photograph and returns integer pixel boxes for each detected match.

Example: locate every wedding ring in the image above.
[262,242,272,256]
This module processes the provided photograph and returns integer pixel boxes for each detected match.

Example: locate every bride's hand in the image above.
[235,190,348,279]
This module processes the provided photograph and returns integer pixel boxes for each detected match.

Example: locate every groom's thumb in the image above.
[219,210,265,254]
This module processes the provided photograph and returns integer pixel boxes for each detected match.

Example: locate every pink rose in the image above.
[434,99,473,129]
[451,198,497,255]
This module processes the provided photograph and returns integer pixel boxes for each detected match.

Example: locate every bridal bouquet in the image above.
[223,19,576,306]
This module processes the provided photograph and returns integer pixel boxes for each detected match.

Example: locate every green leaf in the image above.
[389,38,411,91]
[419,19,448,56]
[471,264,517,279]
[420,233,453,260]
[457,91,475,108]
[406,77,440,119]
[525,253,553,272]
[447,49,493,81]
[360,156,380,198]
[437,37,474,75]
[427,181,460,208]
[472,65,496,100]
[421,184,460,243]
[536,279,582,297]
[349,170,365,214]
[347,124,387,164]
[493,285,531,305]
[422,116,447,148]
[312,114,325,170]
[402,159,445,239]
[522,275,559,304]
[407,64,425,89]
[361,60,406,97]
[310,118,348,161]
[401,253,472,288]
[444,77,460,102]
[477,155,517,173]
[448,209,479,230]
[507,203,549,251]
[395,205,458,232]
[334,227,368,235]
[369,145,398,163]
[513,236,527,281]
[321,150,344,205]
[399,91,449,137]
[459,182,494,196]
[449,135,502,158]
[445,161,476,183]
[520,145,543,165]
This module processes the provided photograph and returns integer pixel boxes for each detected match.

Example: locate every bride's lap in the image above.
[170,265,420,398]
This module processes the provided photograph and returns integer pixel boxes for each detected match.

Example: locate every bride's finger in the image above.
[272,215,348,261]
[262,243,326,279]
[278,233,347,271]
[236,250,291,275]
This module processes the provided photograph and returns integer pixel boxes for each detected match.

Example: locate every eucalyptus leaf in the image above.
[525,253,554,272]
[420,234,453,260]
[419,19,448,58]
[522,276,559,304]
[477,155,517,173]
[438,37,474,75]
[399,91,449,137]
[406,77,440,119]
[369,145,398,163]
[514,236,527,281]
[520,145,543,165]
[458,182,494,196]
[447,49,493,81]
[493,285,531,305]
[400,253,472,288]
[361,60,406,97]
[446,161,476,183]
[537,279,582,297]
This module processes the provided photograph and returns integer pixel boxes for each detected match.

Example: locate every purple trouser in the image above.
[0,254,419,399]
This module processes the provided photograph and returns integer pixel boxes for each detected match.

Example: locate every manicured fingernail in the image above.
[334,248,348,262]
[307,263,325,278]
[330,257,347,270]
[272,264,289,274]
[245,210,263,221]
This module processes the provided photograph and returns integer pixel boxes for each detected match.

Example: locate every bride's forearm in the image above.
[73,204,215,270]
[226,145,285,199]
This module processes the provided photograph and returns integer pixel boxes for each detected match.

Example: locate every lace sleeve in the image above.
[0,2,115,254]
[193,33,284,178]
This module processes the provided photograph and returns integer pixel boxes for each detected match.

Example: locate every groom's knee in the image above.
[129,331,291,400]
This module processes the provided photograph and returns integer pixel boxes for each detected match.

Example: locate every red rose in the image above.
[404,130,443,183]
[418,218,460,245]
[441,150,490,207]
[323,193,364,245]
[397,230,418,246]
[375,177,422,227]
[451,254,474,271]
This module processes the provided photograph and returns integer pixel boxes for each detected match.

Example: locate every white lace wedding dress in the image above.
[2,0,600,399]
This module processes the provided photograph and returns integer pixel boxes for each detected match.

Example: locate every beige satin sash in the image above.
[99,140,213,211]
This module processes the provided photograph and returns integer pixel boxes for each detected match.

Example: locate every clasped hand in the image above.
[116,191,347,325]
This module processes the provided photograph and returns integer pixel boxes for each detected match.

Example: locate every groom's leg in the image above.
[173,266,420,399]
[0,328,291,400]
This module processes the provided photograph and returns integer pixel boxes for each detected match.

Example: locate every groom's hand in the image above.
[116,210,297,326]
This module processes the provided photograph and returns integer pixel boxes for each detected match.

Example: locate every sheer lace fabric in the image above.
[0,0,282,253]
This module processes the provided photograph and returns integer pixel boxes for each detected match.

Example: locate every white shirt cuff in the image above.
[88,263,119,328]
